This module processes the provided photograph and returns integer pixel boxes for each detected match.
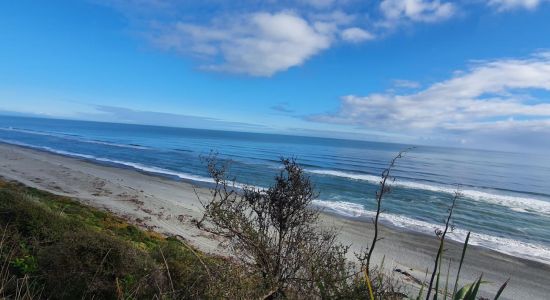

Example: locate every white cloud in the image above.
[488,0,548,10]
[152,12,333,76]
[151,11,377,76]
[311,10,356,26]
[100,0,550,78]
[341,27,375,42]
[380,0,456,24]
[101,1,468,76]
[308,52,550,134]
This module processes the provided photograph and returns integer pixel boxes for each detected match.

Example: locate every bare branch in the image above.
[365,147,414,275]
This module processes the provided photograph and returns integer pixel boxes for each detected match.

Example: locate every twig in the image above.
[366,147,414,275]
[426,189,461,300]
[84,248,112,299]
[175,234,212,280]
[158,246,176,296]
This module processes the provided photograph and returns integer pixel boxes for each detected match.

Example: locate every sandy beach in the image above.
[1,142,548,299]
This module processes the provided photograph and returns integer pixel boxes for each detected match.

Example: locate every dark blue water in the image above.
[1,116,549,264]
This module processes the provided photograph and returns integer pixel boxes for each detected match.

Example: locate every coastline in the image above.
[0,142,548,299]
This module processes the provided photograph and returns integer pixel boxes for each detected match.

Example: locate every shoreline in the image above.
[1,142,549,299]
[3,140,548,265]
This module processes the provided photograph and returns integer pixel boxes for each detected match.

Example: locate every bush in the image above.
[196,156,357,298]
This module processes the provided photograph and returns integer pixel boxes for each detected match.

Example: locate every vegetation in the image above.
[196,157,347,298]
[0,151,510,299]
[195,156,403,299]
[359,151,508,300]
[361,148,411,276]
[0,179,259,299]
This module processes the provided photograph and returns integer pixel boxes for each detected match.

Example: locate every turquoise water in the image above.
[1,115,549,264]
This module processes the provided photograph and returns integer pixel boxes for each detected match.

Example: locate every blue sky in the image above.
[1,0,550,152]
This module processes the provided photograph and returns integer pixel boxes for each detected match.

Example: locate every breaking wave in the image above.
[312,199,550,264]
[307,169,550,215]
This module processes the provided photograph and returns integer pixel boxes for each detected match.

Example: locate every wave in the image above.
[85,140,148,150]
[312,200,550,265]
[307,169,550,215]
[308,169,381,183]
[0,139,268,192]
[174,148,193,153]
[0,139,214,184]
[0,127,149,150]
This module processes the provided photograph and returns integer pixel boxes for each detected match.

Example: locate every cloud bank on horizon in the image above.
[308,52,550,148]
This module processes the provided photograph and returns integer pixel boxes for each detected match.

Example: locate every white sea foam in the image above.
[0,139,214,184]
[308,169,381,182]
[0,127,148,149]
[0,139,268,191]
[312,199,550,265]
[308,169,550,215]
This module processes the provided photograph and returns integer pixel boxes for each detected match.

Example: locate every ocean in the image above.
[1,115,549,264]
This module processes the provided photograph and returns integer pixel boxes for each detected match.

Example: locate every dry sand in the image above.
[1,143,548,299]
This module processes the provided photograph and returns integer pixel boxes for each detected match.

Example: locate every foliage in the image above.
[196,156,361,298]
[0,179,255,299]
[355,149,509,300]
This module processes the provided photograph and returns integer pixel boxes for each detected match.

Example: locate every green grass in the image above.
[0,179,260,299]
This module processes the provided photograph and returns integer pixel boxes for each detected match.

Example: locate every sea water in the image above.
[1,115,549,264]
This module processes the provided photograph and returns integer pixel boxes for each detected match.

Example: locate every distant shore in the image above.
[1,142,548,299]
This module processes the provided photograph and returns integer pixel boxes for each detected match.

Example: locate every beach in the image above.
[1,142,548,299]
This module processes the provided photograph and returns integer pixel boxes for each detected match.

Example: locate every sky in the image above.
[1,0,550,153]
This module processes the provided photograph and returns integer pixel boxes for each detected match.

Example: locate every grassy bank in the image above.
[0,171,510,300]
[0,179,262,299]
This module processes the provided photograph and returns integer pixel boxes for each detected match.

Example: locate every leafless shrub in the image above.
[195,155,354,298]
[425,189,460,300]
[356,148,413,277]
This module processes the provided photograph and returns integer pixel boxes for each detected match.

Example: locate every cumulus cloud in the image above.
[340,27,375,42]
[151,11,376,76]
[100,0,549,77]
[380,0,456,24]
[100,1,464,76]
[488,0,549,10]
[308,52,550,138]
